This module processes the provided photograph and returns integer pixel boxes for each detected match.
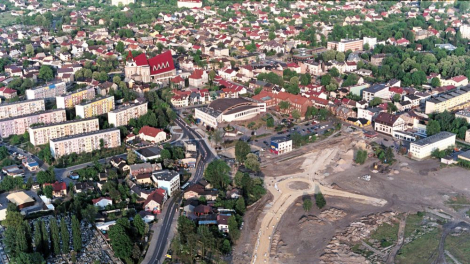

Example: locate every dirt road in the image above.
[251,177,387,264]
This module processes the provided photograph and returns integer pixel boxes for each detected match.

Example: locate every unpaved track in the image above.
[251,177,387,264]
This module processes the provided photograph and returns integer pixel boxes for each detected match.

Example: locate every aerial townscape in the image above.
[3,0,470,264]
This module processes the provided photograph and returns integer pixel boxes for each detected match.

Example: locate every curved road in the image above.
[251,177,387,264]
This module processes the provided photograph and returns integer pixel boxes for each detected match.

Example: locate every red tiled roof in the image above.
[0,87,17,94]
[452,75,467,83]
[189,69,205,79]
[92,197,112,204]
[139,126,165,138]
[131,50,175,76]
[44,181,66,192]
[171,75,184,83]
[143,188,165,207]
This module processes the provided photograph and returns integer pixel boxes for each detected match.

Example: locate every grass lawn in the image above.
[396,228,440,264]
[445,233,470,263]
[0,12,17,27]
[369,222,399,248]
[404,213,424,238]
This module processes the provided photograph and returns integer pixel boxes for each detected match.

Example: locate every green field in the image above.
[396,228,440,264]
[369,222,399,248]
[404,214,424,238]
[0,12,17,27]
[445,233,470,263]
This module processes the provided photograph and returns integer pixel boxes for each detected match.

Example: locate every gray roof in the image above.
[152,169,179,182]
[412,131,455,146]
[364,84,387,94]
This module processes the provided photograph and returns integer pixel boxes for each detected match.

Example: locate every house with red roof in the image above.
[0,87,18,99]
[171,75,185,88]
[139,126,167,143]
[124,50,176,83]
[44,182,67,198]
[143,188,167,214]
[442,75,468,87]
[396,38,410,46]
[189,69,208,88]
[93,197,113,208]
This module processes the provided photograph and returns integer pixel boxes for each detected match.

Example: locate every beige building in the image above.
[50,128,121,158]
[0,99,45,119]
[29,118,99,146]
[0,109,66,138]
[425,86,470,114]
[56,86,96,109]
[75,96,115,118]
[111,0,135,6]
[108,102,148,127]
[25,82,67,100]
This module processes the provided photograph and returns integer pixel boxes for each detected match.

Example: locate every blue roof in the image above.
[28,162,39,167]
[198,220,217,225]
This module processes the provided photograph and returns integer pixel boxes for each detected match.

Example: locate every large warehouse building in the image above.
[195,98,266,128]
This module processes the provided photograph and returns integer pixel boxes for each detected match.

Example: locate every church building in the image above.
[125,50,176,83]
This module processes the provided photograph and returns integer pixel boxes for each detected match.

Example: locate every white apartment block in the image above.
[50,128,121,158]
[56,86,96,109]
[75,96,115,118]
[0,109,66,138]
[177,0,202,8]
[108,102,148,127]
[0,99,45,120]
[460,24,470,39]
[29,118,99,146]
[151,170,180,197]
[270,137,293,155]
[26,82,67,100]
[425,86,470,114]
[409,132,456,160]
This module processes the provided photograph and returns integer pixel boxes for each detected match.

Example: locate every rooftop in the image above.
[50,128,119,142]
[271,136,291,143]
[78,96,114,106]
[28,117,98,130]
[411,131,455,147]
[135,146,161,158]
[0,109,65,122]
[152,169,179,182]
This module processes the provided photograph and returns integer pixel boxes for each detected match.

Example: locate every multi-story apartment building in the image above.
[29,118,99,146]
[0,109,66,138]
[327,39,363,52]
[108,102,148,127]
[50,128,121,158]
[425,86,470,114]
[25,82,67,100]
[0,99,45,120]
[75,96,115,118]
[56,86,96,109]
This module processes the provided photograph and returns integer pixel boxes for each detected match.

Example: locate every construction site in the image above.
[232,129,470,264]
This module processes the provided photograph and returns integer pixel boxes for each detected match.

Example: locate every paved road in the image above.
[144,117,217,264]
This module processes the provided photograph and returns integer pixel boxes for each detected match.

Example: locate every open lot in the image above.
[233,128,470,264]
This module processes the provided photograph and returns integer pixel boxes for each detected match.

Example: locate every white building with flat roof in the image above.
[152,170,180,197]
[409,131,456,160]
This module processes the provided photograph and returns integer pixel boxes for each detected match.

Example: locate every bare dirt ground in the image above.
[233,128,470,264]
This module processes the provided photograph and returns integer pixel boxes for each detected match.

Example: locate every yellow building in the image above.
[75,96,115,118]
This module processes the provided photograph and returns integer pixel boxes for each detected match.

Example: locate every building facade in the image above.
[49,128,121,158]
[177,0,202,8]
[152,170,180,197]
[327,39,363,52]
[108,102,148,127]
[25,82,67,100]
[75,96,115,118]
[56,86,96,109]
[270,137,293,155]
[0,99,45,120]
[374,112,405,136]
[125,51,176,83]
[425,86,470,114]
[29,118,99,146]
[409,132,456,160]
[0,109,66,138]
[111,0,135,6]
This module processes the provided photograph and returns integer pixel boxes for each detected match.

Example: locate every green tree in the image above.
[109,222,132,260]
[204,159,231,190]
[127,149,138,164]
[161,149,171,160]
[33,221,44,255]
[235,141,251,163]
[116,41,125,53]
[60,218,70,253]
[228,216,240,241]
[39,65,54,81]
[426,120,441,136]
[303,198,313,212]
[392,93,401,102]
[266,116,274,127]
[369,97,382,107]
[72,215,82,252]
[235,197,246,215]
[44,185,53,199]
[113,75,121,84]
[254,87,262,95]
[40,220,50,256]
[49,217,61,255]
[244,153,260,172]
[315,192,326,209]
[431,77,441,88]
[81,204,97,224]
[336,52,345,62]
[292,110,301,120]
[133,214,145,236]
[320,74,331,85]
[269,31,276,40]
[355,149,368,164]
[25,44,34,57]
[212,129,223,147]
[279,101,290,111]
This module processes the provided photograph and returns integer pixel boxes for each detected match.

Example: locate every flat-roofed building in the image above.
[425,86,470,114]
[327,39,363,52]
[270,137,292,155]
[56,86,96,109]
[0,109,66,138]
[50,128,121,158]
[454,110,470,123]
[29,118,99,146]
[26,82,67,100]
[108,101,148,127]
[7,191,35,209]
[151,170,180,197]
[409,131,456,160]
[75,96,115,118]
[0,99,45,119]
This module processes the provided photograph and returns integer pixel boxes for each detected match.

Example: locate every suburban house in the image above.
[139,126,167,143]
[129,163,161,177]
[92,197,113,208]
[44,182,67,198]
[374,112,405,136]
[143,188,167,214]
[135,173,153,185]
